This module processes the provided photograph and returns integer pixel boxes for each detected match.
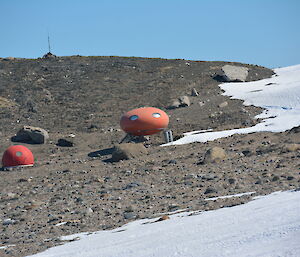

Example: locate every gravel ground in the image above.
[0,56,299,257]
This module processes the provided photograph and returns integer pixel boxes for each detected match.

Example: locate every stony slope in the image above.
[0,56,299,257]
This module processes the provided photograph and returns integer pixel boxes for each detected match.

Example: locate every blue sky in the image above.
[1,0,299,68]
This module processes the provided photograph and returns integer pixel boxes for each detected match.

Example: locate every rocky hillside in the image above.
[1,56,299,257]
[0,56,272,139]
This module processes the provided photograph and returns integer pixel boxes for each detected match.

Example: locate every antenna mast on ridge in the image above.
[48,33,51,53]
[43,31,56,58]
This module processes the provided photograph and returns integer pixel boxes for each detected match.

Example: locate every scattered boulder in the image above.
[282,143,300,152]
[123,212,137,220]
[204,187,217,194]
[168,159,177,165]
[191,88,199,96]
[123,182,141,189]
[111,143,148,162]
[220,65,249,82]
[218,101,228,108]
[199,174,217,181]
[169,96,191,109]
[14,126,49,144]
[57,137,76,147]
[203,147,226,163]
[179,96,191,107]
[228,178,236,184]
[241,149,252,157]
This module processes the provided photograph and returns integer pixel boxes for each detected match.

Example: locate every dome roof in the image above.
[2,145,34,168]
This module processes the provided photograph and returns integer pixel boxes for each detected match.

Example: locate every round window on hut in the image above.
[152,113,161,118]
[129,115,139,121]
[16,151,23,157]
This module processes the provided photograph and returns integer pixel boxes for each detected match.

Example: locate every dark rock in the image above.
[75,197,84,203]
[168,159,177,165]
[173,134,184,141]
[228,178,236,184]
[123,212,136,220]
[124,182,141,189]
[168,204,180,211]
[288,126,300,133]
[57,138,75,147]
[204,187,217,194]
[242,149,252,156]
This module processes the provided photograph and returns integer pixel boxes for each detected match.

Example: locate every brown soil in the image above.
[0,56,299,257]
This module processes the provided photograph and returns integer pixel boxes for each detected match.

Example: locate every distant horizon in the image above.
[1,0,299,69]
[2,53,297,69]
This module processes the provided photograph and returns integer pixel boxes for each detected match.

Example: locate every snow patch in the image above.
[28,190,300,257]
[164,64,300,146]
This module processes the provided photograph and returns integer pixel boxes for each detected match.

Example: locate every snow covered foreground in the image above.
[164,64,300,145]
[30,191,300,257]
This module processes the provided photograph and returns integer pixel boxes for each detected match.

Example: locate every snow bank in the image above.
[28,190,300,257]
[164,64,300,145]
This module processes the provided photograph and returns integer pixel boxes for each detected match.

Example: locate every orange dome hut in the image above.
[120,107,169,136]
[2,145,34,168]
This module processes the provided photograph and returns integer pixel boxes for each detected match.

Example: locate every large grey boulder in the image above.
[15,126,49,144]
[221,65,249,82]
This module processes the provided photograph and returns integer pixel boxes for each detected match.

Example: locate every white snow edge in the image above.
[28,190,300,257]
[163,64,300,146]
